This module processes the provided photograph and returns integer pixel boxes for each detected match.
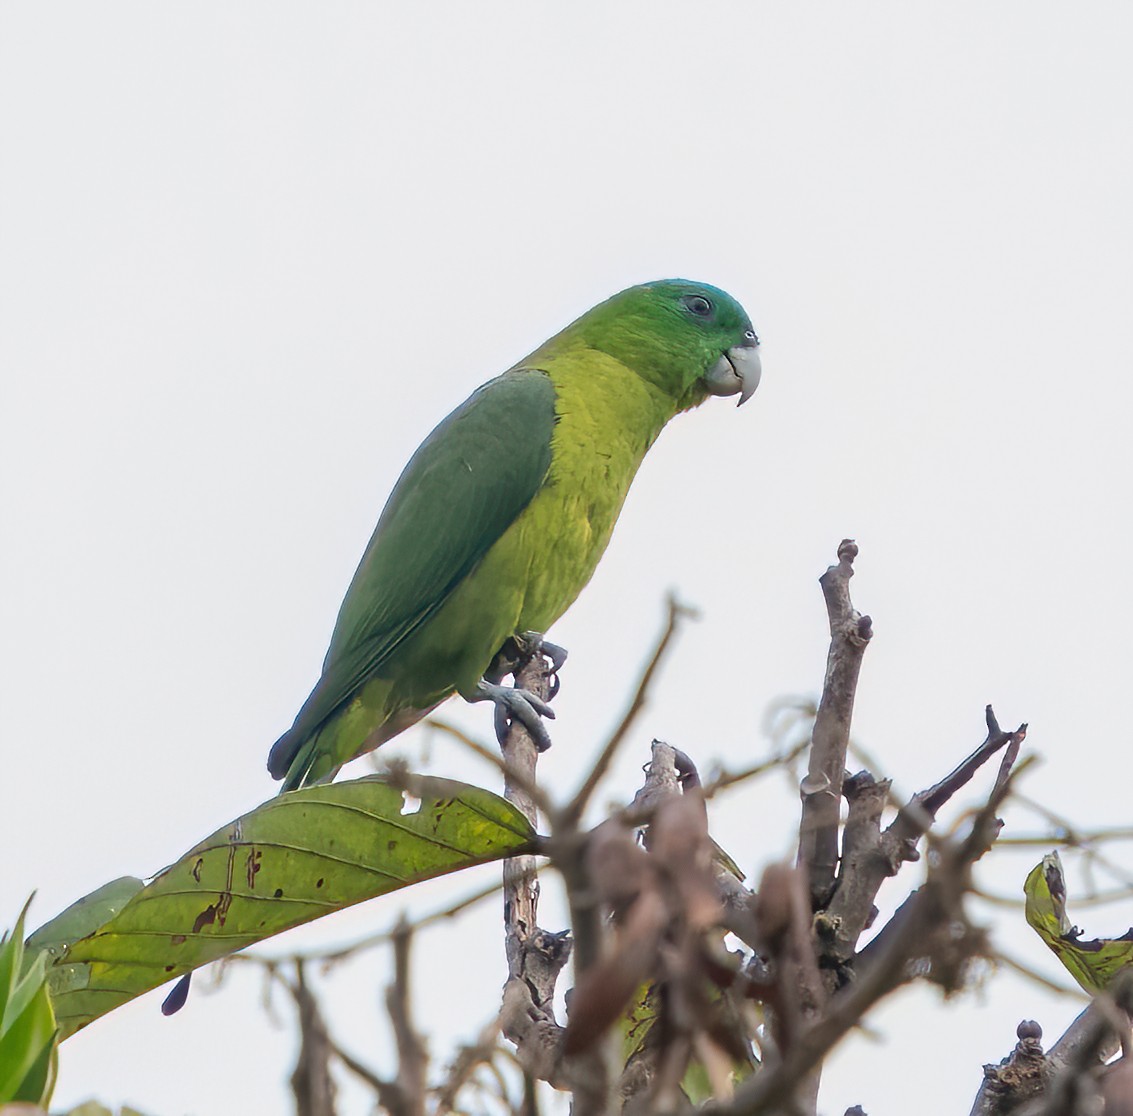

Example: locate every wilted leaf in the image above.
[32,775,535,1038]
[1024,851,1133,993]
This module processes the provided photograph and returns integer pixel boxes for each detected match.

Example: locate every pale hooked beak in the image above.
[703,336,762,406]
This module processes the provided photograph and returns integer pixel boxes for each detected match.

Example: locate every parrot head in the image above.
[547,279,761,410]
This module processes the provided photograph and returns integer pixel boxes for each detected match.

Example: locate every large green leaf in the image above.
[27,878,145,964]
[32,775,535,1039]
[1024,851,1133,993]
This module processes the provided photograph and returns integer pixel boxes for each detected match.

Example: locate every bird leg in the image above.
[470,679,555,752]
[475,630,568,750]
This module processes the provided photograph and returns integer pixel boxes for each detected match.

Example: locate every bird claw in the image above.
[486,631,568,693]
[516,631,569,674]
[473,679,556,752]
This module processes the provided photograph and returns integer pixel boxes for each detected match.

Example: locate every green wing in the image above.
[268,369,555,779]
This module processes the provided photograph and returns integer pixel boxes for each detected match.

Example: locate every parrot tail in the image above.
[267,727,299,780]
[268,726,342,793]
[267,727,313,792]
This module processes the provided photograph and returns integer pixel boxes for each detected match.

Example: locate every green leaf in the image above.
[0,900,58,1107]
[36,775,534,1039]
[26,878,144,967]
[1025,851,1133,993]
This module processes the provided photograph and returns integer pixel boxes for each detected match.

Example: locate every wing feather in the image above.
[278,368,555,755]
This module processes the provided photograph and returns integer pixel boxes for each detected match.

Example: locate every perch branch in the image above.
[496,645,578,1100]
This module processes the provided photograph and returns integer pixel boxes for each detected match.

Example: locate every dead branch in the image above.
[822,708,1028,970]
[798,540,873,909]
[288,960,337,1116]
[969,1020,1049,1116]
[433,1011,505,1115]
[386,919,427,1116]
[709,797,1007,1116]
[499,646,571,1084]
[1000,972,1133,1116]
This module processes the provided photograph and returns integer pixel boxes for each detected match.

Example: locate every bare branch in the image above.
[432,1011,505,1115]
[496,645,579,1101]
[822,709,1027,969]
[701,734,813,800]
[386,918,428,1116]
[288,960,337,1116]
[1008,972,1133,1116]
[798,540,873,909]
[969,1020,1049,1116]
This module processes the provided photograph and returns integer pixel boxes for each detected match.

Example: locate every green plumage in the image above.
[269,280,759,790]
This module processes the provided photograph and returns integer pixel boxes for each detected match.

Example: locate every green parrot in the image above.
[268,279,760,791]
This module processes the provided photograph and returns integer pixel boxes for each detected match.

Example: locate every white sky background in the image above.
[2,3,1133,1113]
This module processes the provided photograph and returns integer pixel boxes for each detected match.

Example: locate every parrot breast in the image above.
[381,348,677,704]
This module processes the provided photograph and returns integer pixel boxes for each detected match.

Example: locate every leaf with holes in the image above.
[31,775,536,1038]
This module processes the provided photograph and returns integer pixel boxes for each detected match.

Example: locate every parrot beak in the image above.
[703,336,762,406]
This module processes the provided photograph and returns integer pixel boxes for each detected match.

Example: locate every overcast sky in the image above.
[3,4,1133,1114]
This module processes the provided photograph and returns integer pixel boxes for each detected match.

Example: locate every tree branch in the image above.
[288,960,337,1116]
[822,708,1028,969]
[496,647,579,1101]
[798,540,873,909]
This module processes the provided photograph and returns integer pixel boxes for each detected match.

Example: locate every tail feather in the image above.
[267,728,301,781]
[269,727,343,794]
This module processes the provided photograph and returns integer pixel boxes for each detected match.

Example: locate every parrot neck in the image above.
[527,329,711,415]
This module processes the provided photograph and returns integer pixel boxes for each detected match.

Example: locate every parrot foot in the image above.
[471,679,556,752]
[516,631,569,674]
[485,632,569,685]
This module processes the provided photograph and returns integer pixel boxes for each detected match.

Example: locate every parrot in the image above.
[267,279,760,791]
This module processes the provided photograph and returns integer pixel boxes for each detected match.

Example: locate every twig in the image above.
[433,1011,505,1115]
[288,960,337,1116]
[798,540,873,909]
[975,884,1133,909]
[822,708,1028,969]
[701,735,813,799]
[228,875,506,968]
[332,1039,400,1104]
[386,918,427,1116]
[422,718,556,818]
[915,707,1027,819]
[564,594,695,826]
[713,778,1010,1116]
[1046,992,1129,1078]
[994,951,1087,999]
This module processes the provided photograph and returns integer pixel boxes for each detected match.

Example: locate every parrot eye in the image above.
[681,294,714,318]
[745,329,759,344]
